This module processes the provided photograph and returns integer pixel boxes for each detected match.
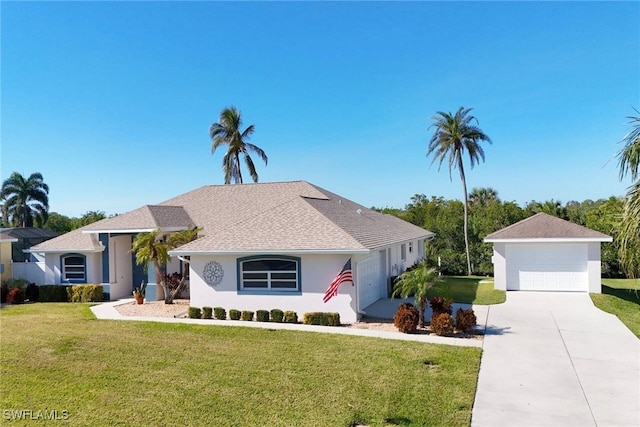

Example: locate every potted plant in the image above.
[133,282,147,305]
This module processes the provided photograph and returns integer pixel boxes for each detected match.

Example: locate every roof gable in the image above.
[484,213,612,241]
[82,205,193,232]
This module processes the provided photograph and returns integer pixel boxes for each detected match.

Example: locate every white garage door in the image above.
[506,243,588,292]
[357,252,385,308]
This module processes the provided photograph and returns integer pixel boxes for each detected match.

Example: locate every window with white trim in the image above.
[239,257,300,292]
[62,254,86,283]
[401,244,407,261]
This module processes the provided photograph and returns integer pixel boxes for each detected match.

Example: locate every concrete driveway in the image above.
[472,292,640,426]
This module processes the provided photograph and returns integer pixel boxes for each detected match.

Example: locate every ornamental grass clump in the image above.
[393,303,419,334]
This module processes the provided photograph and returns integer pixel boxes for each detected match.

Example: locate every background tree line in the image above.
[374,189,627,278]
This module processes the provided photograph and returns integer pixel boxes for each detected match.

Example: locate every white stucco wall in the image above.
[42,252,102,285]
[189,253,358,323]
[587,242,602,294]
[491,243,507,291]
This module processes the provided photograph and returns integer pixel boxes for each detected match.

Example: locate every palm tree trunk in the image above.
[459,160,472,276]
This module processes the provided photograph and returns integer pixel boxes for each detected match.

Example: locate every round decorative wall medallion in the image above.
[203,261,224,287]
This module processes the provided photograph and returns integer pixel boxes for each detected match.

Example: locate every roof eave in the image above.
[484,237,613,243]
[168,248,371,256]
[82,227,188,234]
[27,247,106,254]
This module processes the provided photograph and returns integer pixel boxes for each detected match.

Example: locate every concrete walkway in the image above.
[90,299,484,348]
[472,292,640,426]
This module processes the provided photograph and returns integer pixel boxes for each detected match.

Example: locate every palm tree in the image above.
[210,106,268,184]
[0,172,49,227]
[131,227,200,304]
[392,260,442,328]
[617,112,640,278]
[427,107,492,276]
[469,187,499,207]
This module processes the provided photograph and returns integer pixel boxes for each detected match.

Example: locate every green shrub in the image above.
[66,285,104,303]
[39,285,70,302]
[270,309,284,323]
[393,303,419,334]
[455,308,477,332]
[241,310,254,321]
[430,313,455,336]
[256,310,270,322]
[302,312,341,326]
[7,287,25,304]
[25,283,39,302]
[229,309,241,320]
[188,307,202,319]
[5,278,30,289]
[214,307,226,320]
[283,311,298,323]
[202,306,213,319]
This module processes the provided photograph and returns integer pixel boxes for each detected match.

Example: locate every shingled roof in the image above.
[484,212,612,242]
[31,181,433,254]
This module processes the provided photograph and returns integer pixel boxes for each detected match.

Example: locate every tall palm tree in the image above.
[427,107,492,276]
[469,187,499,207]
[0,172,50,227]
[210,106,268,184]
[617,113,640,278]
[393,260,442,328]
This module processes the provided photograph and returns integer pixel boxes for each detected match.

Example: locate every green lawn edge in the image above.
[591,279,640,338]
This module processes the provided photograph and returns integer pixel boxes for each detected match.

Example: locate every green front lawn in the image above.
[591,278,640,338]
[428,276,505,305]
[0,303,481,426]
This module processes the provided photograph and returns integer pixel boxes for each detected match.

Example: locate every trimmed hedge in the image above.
[202,306,213,319]
[39,285,70,302]
[303,312,341,326]
[256,310,270,322]
[214,307,226,320]
[188,307,202,319]
[241,310,254,321]
[229,309,241,320]
[283,311,298,323]
[270,309,284,323]
[67,285,104,303]
[25,283,40,302]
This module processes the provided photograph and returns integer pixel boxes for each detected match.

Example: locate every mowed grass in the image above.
[591,278,640,338]
[428,276,505,305]
[0,304,481,426]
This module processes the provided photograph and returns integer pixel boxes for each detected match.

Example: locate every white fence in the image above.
[11,262,45,284]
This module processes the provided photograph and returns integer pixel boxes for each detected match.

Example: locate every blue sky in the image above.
[2,1,638,217]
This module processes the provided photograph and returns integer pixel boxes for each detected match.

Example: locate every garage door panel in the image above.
[507,243,588,292]
[357,254,384,308]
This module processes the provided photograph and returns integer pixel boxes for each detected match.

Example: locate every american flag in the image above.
[323,258,353,303]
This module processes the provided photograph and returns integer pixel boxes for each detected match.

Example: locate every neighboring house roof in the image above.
[0,231,18,243]
[31,181,433,254]
[484,212,613,242]
[0,227,59,240]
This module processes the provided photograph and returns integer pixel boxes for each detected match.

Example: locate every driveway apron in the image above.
[472,292,640,427]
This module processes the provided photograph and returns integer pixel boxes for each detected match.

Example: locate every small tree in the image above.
[392,260,442,328]
[131,227,200,304]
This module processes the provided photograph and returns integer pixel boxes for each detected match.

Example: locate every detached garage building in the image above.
[485,213,612,293]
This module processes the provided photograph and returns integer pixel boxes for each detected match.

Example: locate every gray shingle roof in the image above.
[82,205,193,232]
[32,181,433,253]
[484,212,612,241]
[29,225,104,252]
